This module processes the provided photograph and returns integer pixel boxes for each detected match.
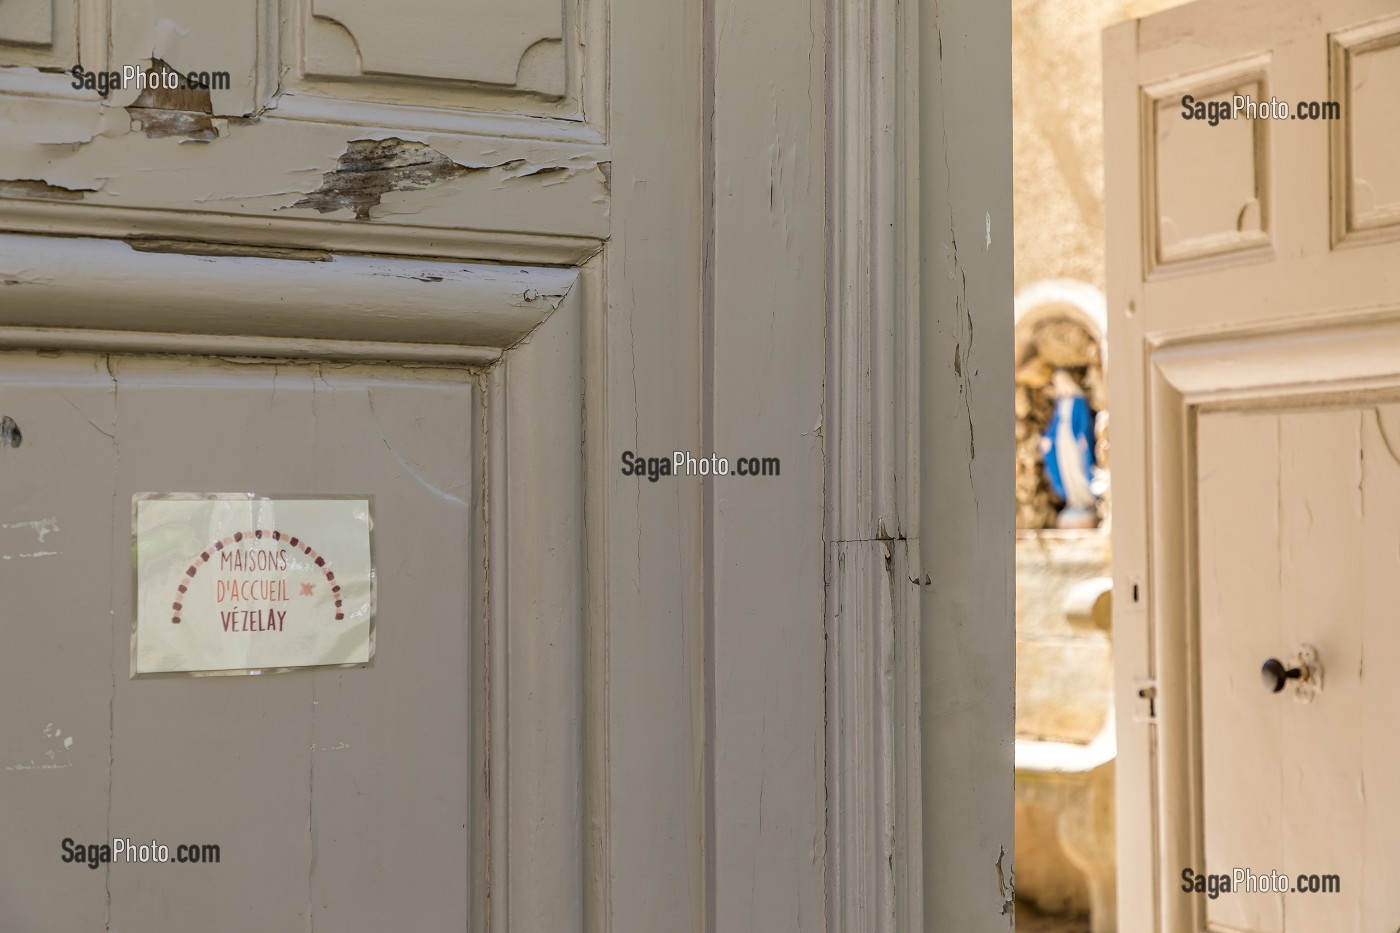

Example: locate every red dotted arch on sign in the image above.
[171,528,343,624]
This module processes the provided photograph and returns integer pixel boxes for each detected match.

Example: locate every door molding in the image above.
[0,231,579,363]
[824,0,921,925]
[1145,310,1400,933]
[0,199,604,267]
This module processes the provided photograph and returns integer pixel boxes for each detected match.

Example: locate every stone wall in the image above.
[1016,531,1112,743]
[1014,530,1113,920]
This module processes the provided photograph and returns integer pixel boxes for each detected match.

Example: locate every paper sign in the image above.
[133,495,374,674]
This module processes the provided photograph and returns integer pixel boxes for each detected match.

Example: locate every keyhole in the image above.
[1,415,20,448]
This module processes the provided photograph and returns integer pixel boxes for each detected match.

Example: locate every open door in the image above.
[1107,1,1400,930]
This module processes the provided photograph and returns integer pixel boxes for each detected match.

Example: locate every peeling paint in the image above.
[996,845,1015,917]
[125,59,220,142]
[130,111,221,142]
[277,137,607,222]
[0,180,90,201]
[288,138,480,220]
[502,164,569,186]
[124,239,332,262]
[1,415,21,447]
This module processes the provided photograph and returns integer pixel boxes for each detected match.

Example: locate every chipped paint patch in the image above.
[130,110,220,142]
[288,138,479,221]
[0,180,90,201]
[1,518,58,541]
[124,239,331,262]
[0,416,21,447]
[9,724,75,770]
[996,845,1015,916]
[125,59,220,142]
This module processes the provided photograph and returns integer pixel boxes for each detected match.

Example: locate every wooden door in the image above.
[1106,1,1400,930]
[0,0,830,929]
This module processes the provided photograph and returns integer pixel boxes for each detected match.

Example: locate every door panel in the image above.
[1197,407,1376,932]
[0,353,481,932]
[1106,2,1400,930]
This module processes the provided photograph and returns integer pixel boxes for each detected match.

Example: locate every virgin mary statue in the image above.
[1041,369,1098,528]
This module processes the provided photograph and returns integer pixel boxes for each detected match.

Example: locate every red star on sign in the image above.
[300,582,316,596]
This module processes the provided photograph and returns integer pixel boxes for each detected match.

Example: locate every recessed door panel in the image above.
[0,352,481,932]
[1196,405,1400,931]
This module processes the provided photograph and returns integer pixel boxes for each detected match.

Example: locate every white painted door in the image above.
[0,0,830,929]
[1106,1,1400,930]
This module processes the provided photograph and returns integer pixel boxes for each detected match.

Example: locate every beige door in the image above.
[1194,404,1400,933]
[1106,1,1400,931]
[0,0,831,929]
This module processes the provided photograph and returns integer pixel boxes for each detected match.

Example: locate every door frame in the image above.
[825,0,1014,928]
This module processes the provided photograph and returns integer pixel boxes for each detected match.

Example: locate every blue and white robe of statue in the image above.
[1044,393,1096,511]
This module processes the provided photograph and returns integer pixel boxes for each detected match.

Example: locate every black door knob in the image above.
[1261,658,1303,693]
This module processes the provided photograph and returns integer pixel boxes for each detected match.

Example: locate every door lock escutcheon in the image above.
[1260,644,1322,703]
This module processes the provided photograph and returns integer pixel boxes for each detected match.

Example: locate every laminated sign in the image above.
[133,494,375,675]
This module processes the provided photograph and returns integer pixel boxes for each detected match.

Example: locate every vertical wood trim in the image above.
[1103,17,1160,933]
[1146,364,1196,933]
[488,287,588,933]
[486,359,511,933]
[579,258,611,933]
[707,0,828,927]
[824,0,922,927]
[916,0,1015,929]
[600,0,706,924]
[699,0,718,925]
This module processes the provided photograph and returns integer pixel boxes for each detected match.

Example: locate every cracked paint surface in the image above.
[289,138,479,220]
[0,68,610,248]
